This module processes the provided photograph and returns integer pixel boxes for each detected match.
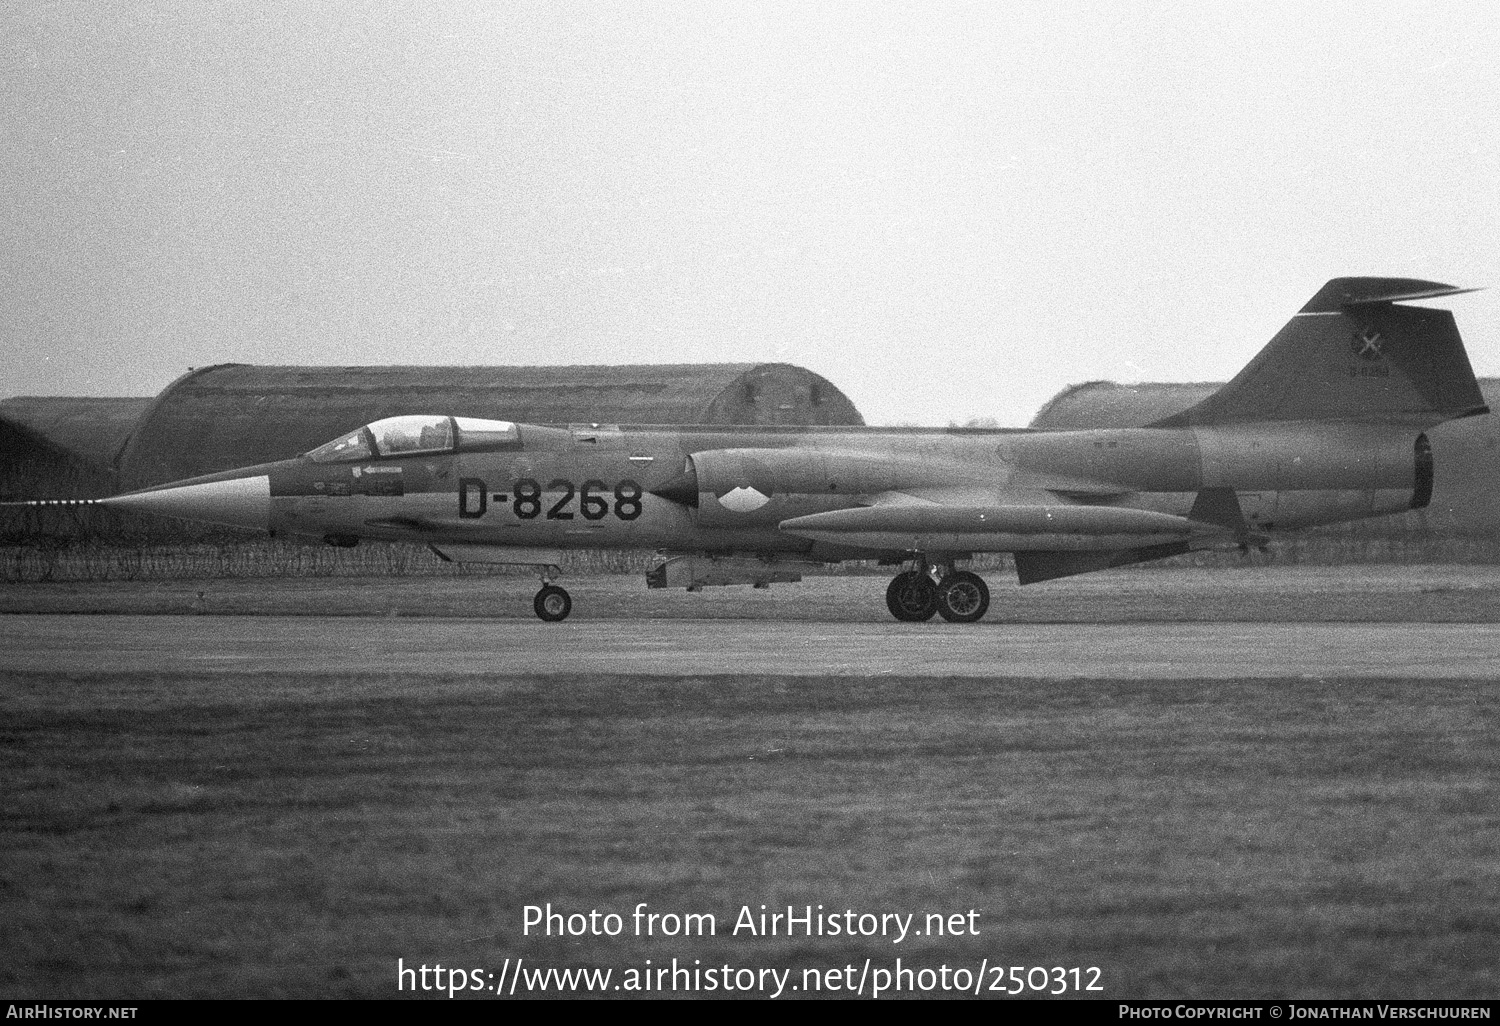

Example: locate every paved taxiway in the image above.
[4,616,1498,678]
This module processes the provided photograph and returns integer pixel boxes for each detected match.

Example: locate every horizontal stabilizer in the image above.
[1014,543,1192,585]
[1300,278,1480,312]
[1154,276,1486,427]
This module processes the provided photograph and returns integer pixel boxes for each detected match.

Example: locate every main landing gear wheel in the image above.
[936,570,990,623]
[886,571,939,622]
[534,584,572,622]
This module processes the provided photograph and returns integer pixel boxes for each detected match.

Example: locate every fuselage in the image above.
[135,417,1430,563]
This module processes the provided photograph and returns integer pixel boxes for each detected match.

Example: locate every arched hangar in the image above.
[0,397,151,499]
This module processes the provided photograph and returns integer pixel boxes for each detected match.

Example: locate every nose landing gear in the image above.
[529,563,570,622]
[533,583,572,622]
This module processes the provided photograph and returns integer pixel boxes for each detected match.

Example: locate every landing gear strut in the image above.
[885,559,990,624]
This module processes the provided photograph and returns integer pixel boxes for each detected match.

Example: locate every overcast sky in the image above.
[4,1,1498,426]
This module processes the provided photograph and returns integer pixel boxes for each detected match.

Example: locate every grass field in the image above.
[2,669,1498,999]
[4,567,1500,1000]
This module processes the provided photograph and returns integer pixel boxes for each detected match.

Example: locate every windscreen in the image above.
[307,415,515,462]
[306,427,375,463]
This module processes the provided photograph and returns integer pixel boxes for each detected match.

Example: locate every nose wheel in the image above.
[534,584,572,622]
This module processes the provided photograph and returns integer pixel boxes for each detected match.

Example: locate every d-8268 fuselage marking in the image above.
[458,478,644,521]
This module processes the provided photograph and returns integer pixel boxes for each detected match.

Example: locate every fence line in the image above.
[6,533,1500,583]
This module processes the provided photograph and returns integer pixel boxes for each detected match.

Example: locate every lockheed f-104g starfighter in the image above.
[28,278,1487,622]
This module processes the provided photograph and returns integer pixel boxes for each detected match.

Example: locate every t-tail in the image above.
[1152,277,1488,428]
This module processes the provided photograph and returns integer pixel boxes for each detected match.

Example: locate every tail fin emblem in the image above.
[1351,326,1384,361]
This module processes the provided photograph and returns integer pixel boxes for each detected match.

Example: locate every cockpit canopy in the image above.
[306,415,520,462]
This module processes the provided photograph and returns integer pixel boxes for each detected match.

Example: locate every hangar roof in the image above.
[1028,381,1221,430]
[0,396,152,472]
[1029,378,1500,431]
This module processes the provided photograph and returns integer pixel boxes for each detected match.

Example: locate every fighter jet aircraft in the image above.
[22,277,1487,622]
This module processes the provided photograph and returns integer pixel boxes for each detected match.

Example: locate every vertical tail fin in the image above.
[1153,278,1487,427]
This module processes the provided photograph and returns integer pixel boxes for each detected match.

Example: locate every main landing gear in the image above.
[885,562,990,624]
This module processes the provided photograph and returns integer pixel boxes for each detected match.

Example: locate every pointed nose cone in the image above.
[100,475,271,531]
